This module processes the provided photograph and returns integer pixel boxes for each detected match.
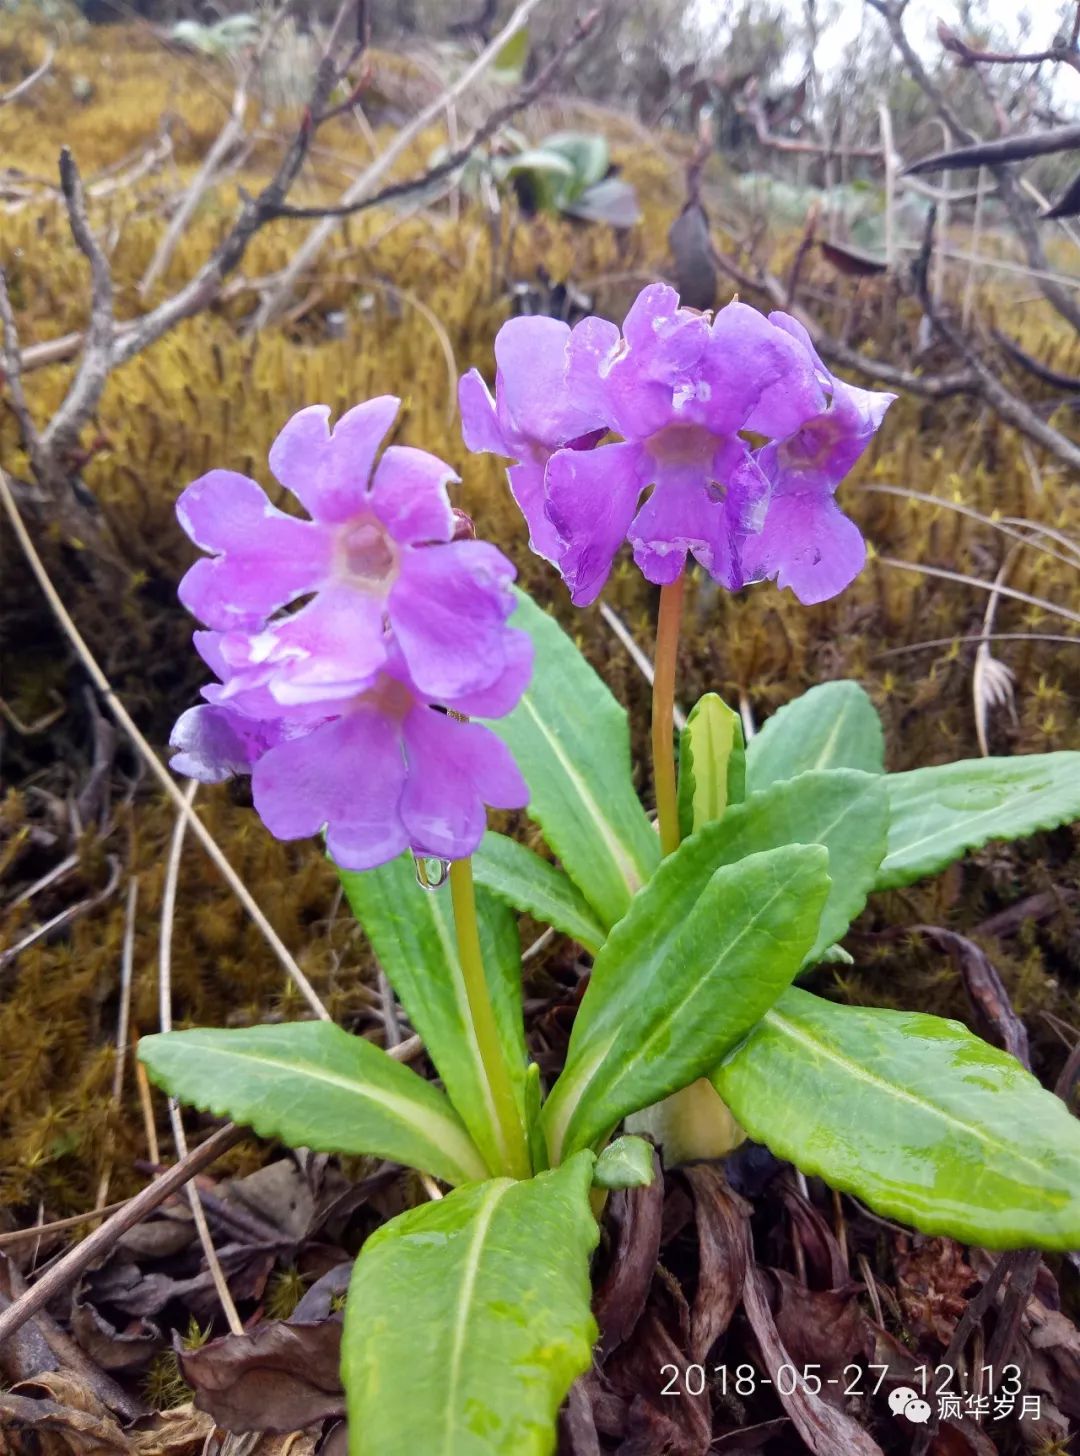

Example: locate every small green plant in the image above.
[139,284,1080,1454]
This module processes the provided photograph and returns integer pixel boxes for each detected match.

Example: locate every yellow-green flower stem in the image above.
[652,574,686,858]
[449,856,532,1180]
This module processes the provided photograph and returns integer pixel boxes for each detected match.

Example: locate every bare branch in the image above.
[263,8,603,224]
[912,211,1080,472]
[868,0,1080,336]
[250,0,549,329]
[37,150,114,473]
[0,1124,246,1350]
[0,270,43,470]
[0,40,55,108]
[937,20,1080,77]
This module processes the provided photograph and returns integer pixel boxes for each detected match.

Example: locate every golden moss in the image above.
[2,18,1079,1219]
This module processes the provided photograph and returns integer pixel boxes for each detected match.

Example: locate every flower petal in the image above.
[400,710,528,860]
[169,704,288,782]
[545,441,645,606]
[221,586,388,707]
[507,459,563,562]
[741,491,866,604]
[268,398,400,525]
[252,711,409,870]
[630,441,768,588]
[492,315,598,447]
[565,313,621,422]
[704,302,826,436]
[176,472,331,630]
[445,625,534,719]
[458,369,510,456]
[389,540,518,700]
[369,444,457,546]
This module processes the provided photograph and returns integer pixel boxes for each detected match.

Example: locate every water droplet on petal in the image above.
[414,855,450,891]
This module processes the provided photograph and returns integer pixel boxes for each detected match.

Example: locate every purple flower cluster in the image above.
[459,284,893,606]
[170,399,530,870]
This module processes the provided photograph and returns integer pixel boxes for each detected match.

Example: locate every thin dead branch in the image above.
[867,0,1080,336]
[0,1123,245,1349]
[0,41,56,108]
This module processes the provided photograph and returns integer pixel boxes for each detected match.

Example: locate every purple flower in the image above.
[459,316,607,563]
[460,284,893,607]
[740,314,896,604]
[172,639,531,871]
[177,398,523,705]
[171,397,536,870]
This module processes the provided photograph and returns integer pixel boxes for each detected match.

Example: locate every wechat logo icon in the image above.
[888,1387,932,1424]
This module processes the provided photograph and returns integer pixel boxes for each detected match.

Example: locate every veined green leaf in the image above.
[691,770,888,966]
[139,1023,487,1188]
[473,831,605,953]
[484,591,660,928]
[876,752,1080,889]
[745,681,884,793]
[339,855,526,1177]
[343,1152,599,1456]
[677,692,746,838]
[714,989,1080,1250]
[542,845,830,1161]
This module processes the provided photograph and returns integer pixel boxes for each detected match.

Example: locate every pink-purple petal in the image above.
[221,586,388,707]
[176,472,331,630]
[741,491,866,605]
[400,710,528,859]
[389,540,518,700]
[369,445,457,546]
[545,440,646,606]
[268,398,400,525]
[458,369,510,456]
[170,704,290,782]
[446,626,534,719]
[492,315,601,447]
[507,459,563,562]
[252,711,407,859]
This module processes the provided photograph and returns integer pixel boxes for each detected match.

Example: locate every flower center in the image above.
[337,515,398,591]
[780,416,839,472]
[648,422,715,469]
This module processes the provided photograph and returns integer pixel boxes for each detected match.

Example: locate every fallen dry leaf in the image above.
[593,1153,664,1359]
[680,1164,750,1359]
[179,1316,345,1432]
[742,1259,884,1456]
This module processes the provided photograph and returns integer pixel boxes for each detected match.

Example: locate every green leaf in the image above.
[473,831,605,953]
[593,1135,655,1189]
[138,1023,487,1188]
[745,681,884,793]
[714,989,1080,1250]
[876,752,1080,890]
[503,148,578,180]
[343,1152,599,1456]
[541,131,611,194]
[688,770,889,966]
[484,591,660,928]
[339,855,526,1177]
[677,692,746,838]
[542,844,830,1160]
[491,23,529,83]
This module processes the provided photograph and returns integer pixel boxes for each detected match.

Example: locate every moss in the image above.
[2,16,1079,1219]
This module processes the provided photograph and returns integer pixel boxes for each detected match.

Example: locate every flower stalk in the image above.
[652,574,685,858]
[449,856,531,1180]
